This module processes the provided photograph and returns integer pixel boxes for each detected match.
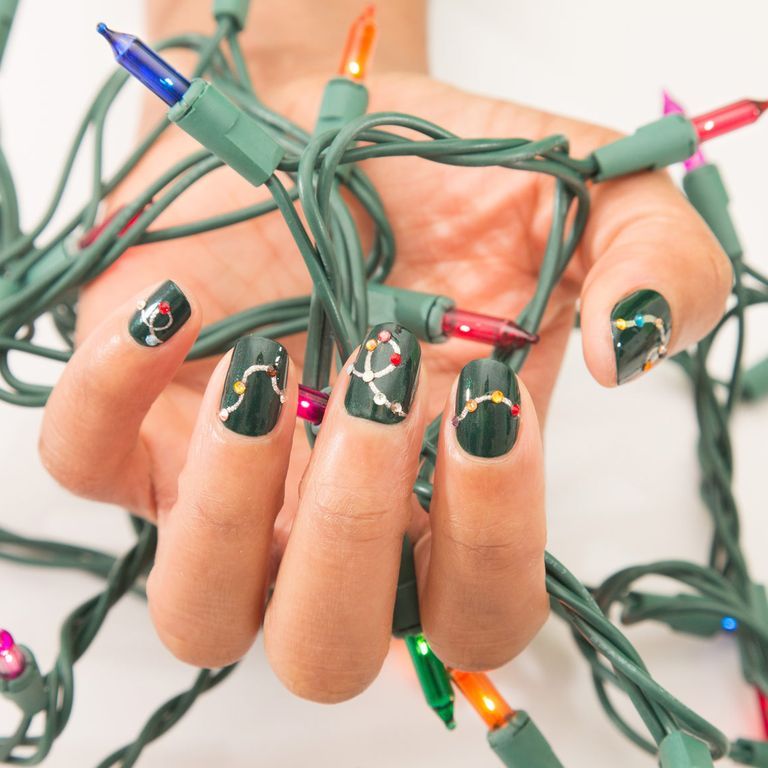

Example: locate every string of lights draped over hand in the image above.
[0,2,767,767]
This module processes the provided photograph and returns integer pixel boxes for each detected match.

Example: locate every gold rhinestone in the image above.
[642,361,653,372]
[233,380,246,395]
[466,399,478,413]
[267,365,277,377]
[365,339,378,351]
[615,318,627,331]
[491,390,504,404]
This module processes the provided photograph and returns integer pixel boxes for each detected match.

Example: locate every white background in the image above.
[1,1,767,766]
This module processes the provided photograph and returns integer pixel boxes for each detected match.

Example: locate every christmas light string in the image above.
[0,3,764,766]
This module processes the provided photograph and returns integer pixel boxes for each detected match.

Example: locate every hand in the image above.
[37,6,732,703]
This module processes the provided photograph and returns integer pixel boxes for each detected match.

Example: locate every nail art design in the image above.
[345,323,420,424]
[128,280,190,347]
[218,336,288,436]
[452,359,520,458]
[611,290,671,384]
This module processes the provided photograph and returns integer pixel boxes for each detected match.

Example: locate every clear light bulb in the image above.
[97,23,191,106]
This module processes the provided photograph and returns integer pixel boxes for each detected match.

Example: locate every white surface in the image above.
[1,1,767,766]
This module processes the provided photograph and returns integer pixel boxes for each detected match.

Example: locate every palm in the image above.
[79,72,601,534]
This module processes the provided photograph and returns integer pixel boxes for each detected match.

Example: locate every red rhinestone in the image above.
[390,353,402,366]
[510,404,520,417]
[158,301,171,314]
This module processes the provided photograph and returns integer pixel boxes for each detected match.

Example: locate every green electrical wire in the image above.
[0,5,765,768]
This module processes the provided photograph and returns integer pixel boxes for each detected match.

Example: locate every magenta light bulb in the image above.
[0,629,26,680]
[441,308,538,349]
[297,384,329,424]
[662,89,708,172]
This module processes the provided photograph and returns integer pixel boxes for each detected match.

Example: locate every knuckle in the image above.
[306,474,410,544]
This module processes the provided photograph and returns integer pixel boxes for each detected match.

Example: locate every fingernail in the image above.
[611,290,672,384]
[128,280,191,347]
[345,323,420,424]
[218,335,288,436]
[452,359,520,458]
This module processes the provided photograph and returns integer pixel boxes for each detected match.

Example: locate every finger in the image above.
[39,280,197,513]
[147,335,296,667]
[580,173,733,386]
[265,323,426,702]
[416,359,548,670]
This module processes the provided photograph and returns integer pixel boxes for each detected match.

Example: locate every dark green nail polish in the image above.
[345,323,420,424]
[218,335,288,436]
[128,280,191,347]
[452,359,520,458]
[611,290,672,385]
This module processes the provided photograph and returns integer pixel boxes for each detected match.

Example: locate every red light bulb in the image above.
[691,99,768,143]
[757,688,768,738]
[0,629,26,680]
[297,384,329,425]
[441,308,538,349]
[338,5,377,81]
[78,205,145,248]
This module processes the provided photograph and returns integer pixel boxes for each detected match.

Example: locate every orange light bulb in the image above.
[338,5,378,81]
[449,669,516,730]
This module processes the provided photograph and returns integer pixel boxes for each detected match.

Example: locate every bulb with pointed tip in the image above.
[441,308,539,349]
[0,629,26,680]
[97,23,190,106]
[338,5,378,81]
[662,89,708,172]
[449,669,516,730]
[691,98,768,143]
[297,384,329,424]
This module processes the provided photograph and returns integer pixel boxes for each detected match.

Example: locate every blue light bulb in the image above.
[97,23,191,106]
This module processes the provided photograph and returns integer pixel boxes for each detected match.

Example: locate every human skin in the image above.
[39,1,732,702]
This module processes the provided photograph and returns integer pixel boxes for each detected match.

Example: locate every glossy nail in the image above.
[452,359,520,458]
[218,335,288,436]
[345,323,420,424]
[611,290,672,384]
[128,280,191,347]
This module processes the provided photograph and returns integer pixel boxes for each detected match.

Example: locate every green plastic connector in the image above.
[593,115,699,181]
[742,357,768,402]
[658,732,714,768]
[367,283,454,343]
[21,240,73,285]
[392,536,421,637]
[212,0,251,30]
[404,634,455,730]
[683,164,743,261]
[0,648,47,718]
[487,711,564,768]
[730,738,768,767]
[621,592,722,637]
[168,79,284,188]
[0,0,18,68]
[315,77,370,137]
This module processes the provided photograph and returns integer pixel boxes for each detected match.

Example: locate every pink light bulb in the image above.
[662,89,708,172]
[0,629,26,680]
[441,308,538,349]
[691,98,768,143]
[297,384,328,424]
